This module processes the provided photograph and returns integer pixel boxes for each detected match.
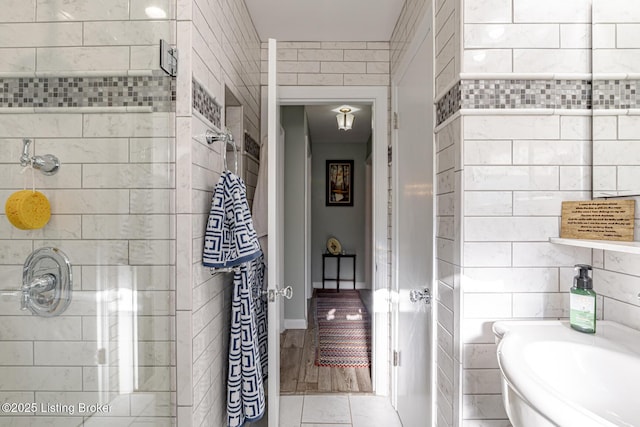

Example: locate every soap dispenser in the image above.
[570,264,596,334]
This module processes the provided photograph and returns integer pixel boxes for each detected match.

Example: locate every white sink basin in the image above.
[493,320,640,427]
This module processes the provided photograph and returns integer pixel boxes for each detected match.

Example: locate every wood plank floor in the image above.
[280,294,373,394]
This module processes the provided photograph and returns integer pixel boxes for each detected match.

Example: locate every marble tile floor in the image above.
[278,394,403,427]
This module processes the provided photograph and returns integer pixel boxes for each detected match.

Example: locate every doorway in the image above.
[280,103,374,394]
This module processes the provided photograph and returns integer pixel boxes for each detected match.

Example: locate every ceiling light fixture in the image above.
[336,107,355,131]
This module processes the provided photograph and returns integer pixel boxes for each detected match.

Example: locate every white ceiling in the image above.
[244,0,405,41]
[305,104,371,144]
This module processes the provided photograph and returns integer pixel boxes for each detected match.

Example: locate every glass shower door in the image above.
[0,2,176,425]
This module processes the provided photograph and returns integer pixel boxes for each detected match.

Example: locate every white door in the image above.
[392,21,434,426]
[265,38,285,427]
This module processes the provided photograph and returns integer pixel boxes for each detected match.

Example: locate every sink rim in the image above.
[494,320,640,427]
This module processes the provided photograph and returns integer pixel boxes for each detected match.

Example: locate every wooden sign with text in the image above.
[561,200,635,241]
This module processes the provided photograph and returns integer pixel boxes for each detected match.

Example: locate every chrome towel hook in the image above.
[204,129,238,175]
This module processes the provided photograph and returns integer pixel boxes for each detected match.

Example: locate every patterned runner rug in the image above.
[314,290,371,368]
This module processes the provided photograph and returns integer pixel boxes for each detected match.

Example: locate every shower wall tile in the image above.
[37,138,130,163]
[37,47,131,72]
[83,21,174,46]
[82,164,175,189]
[47,189,130,214]
[0,214,81,240]
[0,343,34,365]
[35,0,130,22]
[0,367,82,391]
[4,0,35,22]
[0,23,82,47]
[0,48,35,72]
[0,114,82,138]
[81,265,174,291]
[83,113,175,138]
[82,215,175,240]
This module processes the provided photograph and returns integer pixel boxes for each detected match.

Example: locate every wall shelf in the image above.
[549,237,640,255]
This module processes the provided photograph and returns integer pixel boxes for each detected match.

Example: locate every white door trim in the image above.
[278,85,390,395]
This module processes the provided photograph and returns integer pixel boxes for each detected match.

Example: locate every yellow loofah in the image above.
[5,190,51,230]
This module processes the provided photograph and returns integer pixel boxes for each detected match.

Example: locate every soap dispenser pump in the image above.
[570,264,596,334]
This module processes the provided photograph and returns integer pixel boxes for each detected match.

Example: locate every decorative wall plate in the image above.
[327,237,342,255]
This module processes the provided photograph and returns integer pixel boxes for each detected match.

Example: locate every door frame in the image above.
[390,1,436,420]
[278,85,390,395]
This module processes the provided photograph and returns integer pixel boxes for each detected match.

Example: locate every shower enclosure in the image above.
[0,2,176,425]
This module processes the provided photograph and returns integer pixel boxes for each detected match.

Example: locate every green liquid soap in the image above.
[570,264,596,334]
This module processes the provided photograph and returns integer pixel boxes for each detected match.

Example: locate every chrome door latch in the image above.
[264,286,293,302]
[409,287,431,305]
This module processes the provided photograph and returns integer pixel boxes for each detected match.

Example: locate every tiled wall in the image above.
[0,1,176,426]
[175,0,262,425]
[435,0,640,426]
[260,41,390,87]
[436,0,461,97]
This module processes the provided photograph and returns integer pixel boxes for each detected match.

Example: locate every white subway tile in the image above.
[344,49,389,62]
[0,164,81,189]
[604,251,640,277]
[4,0,35,22]
[513,49,590,73]
[83,366,172,391]
[463,395,508,419]
[559,166,591,191]
[592,166,617,193]
[464,191,512,216]
[462,318,500,344]
[437,216,455,239]
[463,369,502,394]
[513,191,590,215]
[36,392,130,417]
[438,169,455,194]
[0,240,33,264]
[593,116,617,140]
[464,140,512,165]
[0,367,82,391]
[37,138,129,163]
[37,47,130,72]
[465,166,559,191]
[438,237,456,264]
[34,341,100,366]
[437,36,456,76]
[83,113,175,138]
[465,217,558,241]
[84,416,173,426]
[592,250,605,269]
[83,164,174,189]
[593,140,640,165]
[593,0,640,23]
[130,189,175,214]
[130,138,175,163]
[129,391,173,417]
[512,140,590,165]
[130,45,160,71]
[463,49,512,73]
[0,48,35,72]
[512,242,591,267]
[437,144,455,173]
[618,166,640,193]
[464,293,512,319]
[618,115,640,140]
[82,265,173,291]
[594,268,640,307]
[130,0,173,20]
[0,316,81,340]
[439,280,454,311]
[464,24,559,49]
[297,73,343,85]
[560,24,591,49]
[436,13,455,56]
[366,61,390,74]
[593,49,640,74]
[464,116,560,140]
[463,242,512,267]
[297,49,343,61]
[512,292,569,317]
[464,0,511,23]
[514,0,591,23]
[344,74,389,85]
[48,189,130,214]
[0,23,81,47]
[463,343,499,369]
[0,114,82,138]
[436,59,457,96]
[438,323,454,355]
[82,215,174,240]
[592,24,616,49]
[320,61,366,74]
[276,61,320,73]
[0,343,33,365]
[603,298,640,331]
[463,267,559,293]
[36,0,129,21]
[560,116,591,140]
[36,239,129,265]
[321,42,365,49]
[0,214,81,239]
[129,240,174,265]
[83,21,173,46]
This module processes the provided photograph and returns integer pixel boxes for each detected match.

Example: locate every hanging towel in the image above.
[203,170,262,268]
[202,170,267,427]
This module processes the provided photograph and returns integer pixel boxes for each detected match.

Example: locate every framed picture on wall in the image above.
[326,159,354,206]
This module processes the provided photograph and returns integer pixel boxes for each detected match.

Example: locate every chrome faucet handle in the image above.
[19,138,60,175]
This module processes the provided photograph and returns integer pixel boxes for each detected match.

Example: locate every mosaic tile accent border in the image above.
[192,79,221,129]
[593,80,640,109]
[436,79,592,125]
[0,75,175,111]
[245,133,260,160]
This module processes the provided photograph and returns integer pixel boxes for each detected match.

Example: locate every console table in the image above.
[321,253,356,292]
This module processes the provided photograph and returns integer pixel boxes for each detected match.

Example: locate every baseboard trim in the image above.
[312,281,370,290]
[284,318,307,330]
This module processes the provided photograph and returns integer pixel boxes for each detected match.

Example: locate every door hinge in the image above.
[393,112,399,129]
[393,350,400,367]
[159,39,178,77]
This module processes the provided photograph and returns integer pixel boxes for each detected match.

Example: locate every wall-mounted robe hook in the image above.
[20,139,60,176]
